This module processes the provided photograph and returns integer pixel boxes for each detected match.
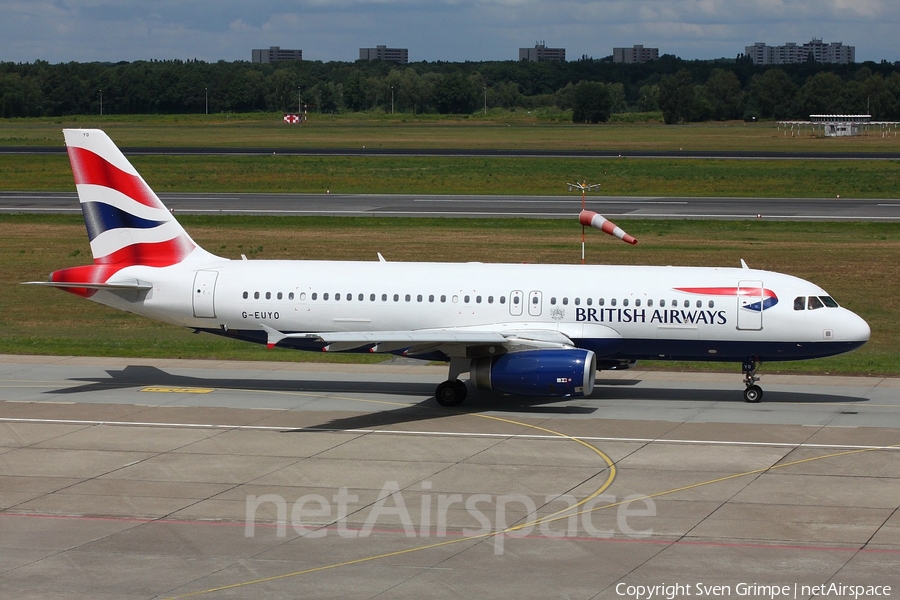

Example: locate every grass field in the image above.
[3,112,900,153]
[3,153,900,198]
[3,214,898,376]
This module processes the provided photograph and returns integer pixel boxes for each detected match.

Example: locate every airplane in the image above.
[27,129,870,406]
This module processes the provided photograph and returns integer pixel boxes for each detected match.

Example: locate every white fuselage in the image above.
[89,257,871,364]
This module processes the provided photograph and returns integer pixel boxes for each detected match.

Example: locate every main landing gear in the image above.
[435,380,467,407]
[742,358,763,403]
[435,357,469,407]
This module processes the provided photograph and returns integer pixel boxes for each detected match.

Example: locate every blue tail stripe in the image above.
[81,201,168,241]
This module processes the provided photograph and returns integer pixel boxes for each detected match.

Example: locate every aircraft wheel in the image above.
[743,385,763,403]
[436,380,467,407]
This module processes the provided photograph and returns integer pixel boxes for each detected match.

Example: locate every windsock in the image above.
[579,210,638,245]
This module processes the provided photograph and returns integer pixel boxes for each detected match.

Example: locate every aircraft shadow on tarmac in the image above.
[46,365,869,431]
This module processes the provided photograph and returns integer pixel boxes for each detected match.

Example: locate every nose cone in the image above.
[842,309,871,345]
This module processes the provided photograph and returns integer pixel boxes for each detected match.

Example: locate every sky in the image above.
[3,0,899,64]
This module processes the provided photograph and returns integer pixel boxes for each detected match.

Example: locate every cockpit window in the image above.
[807,296,824,310]
[820,296,839,308]
[794,296,805,311]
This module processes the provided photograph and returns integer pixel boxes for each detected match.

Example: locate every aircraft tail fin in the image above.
[47,129,217,295]
[62,128,212,267]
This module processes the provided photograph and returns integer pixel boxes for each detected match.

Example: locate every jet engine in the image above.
[470,349,596,397]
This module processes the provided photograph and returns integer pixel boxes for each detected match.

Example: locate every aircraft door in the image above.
[528,290,542,317]
[192,270,218,318]
[737,280,763,331]
[509,290,524,316]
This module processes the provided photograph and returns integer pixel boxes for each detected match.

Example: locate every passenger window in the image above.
[660,299,665,307]
[335,293,341,301]
[370,294,375,301]
[323,293,329,300]
[574,298,580,306]
[512,296,519,305]
[441,295,447,303]
[298,292,305,300]
[393,294,399,302]
[488,296,494,304]
[587,298,593,306]
[429,295,435,302]
[708,300,714,308]
[635,299,641,307]
[696,300,702,308]
[623,299,629,307]
[277,292,283,300]
[550,297,557,305]
[312,293,317,300]
[359,294,364,301]
[406,294,411,302]
[808,296,824,310]
[476,295,482,303]
[417,294,423,302]
[599,298,605,306]
[562,298,568,306]
[464,295,470,303]
[382,294,387,301]
[500,296,506,304]
[794,296,805,311]
[243,291,248,299]
[611,298,617,307]
[265,292,271,300]
[289,292,294,300]
[254,292,259,299]
[532,296,538,304]
[820,296,839,308]
[647,299,653,307]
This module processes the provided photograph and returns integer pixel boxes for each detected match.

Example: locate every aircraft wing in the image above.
[260,323,619,356]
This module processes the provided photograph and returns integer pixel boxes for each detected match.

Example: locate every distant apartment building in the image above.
[744,39,855,65]
[519,42,565,62]
[251,46,302,63]
[359,45,409,64]
[612,45,659,64]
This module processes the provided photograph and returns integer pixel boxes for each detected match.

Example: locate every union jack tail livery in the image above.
[45,129,216,296]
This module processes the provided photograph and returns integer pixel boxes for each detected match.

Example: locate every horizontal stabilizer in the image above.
[24,279,153,291]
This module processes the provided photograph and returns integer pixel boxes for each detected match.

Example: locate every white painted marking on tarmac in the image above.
[0,416,897,452]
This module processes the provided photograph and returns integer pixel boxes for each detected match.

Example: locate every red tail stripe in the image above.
[93,234,195,267]
[49,264,123,298]
[67,146,164,210]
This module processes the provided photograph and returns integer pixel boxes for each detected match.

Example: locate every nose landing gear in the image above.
[742,358,763,403]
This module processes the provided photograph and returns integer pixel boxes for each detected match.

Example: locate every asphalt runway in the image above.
[1,355,898,599]
[3,191,900,220]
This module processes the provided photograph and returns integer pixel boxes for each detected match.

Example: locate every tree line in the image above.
[2,56,899,122]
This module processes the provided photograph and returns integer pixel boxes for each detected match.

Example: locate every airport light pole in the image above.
[205,87,208,114]
[390,85,394,115]
[99,89,103,116]
[484,85,487,115]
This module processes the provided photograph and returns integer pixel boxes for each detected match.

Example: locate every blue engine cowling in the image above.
[470,349,596,397]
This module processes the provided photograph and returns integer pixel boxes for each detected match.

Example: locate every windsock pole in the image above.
[567,181,601,264]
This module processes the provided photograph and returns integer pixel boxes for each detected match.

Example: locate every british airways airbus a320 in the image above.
[29,129,870,405]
